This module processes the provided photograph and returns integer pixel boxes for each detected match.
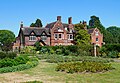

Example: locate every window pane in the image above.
[70,35,73,39]
[96,38,98,42]
[54,34,58,39]
[59,34,61,38]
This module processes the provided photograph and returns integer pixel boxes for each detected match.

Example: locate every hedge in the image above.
[0,60,38,73]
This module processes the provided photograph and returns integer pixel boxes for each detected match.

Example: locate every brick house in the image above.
[13,16,103,51]
[88,28,103,47]
[13,16,75,51]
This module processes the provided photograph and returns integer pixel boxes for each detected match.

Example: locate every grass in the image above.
[0,60,120,83]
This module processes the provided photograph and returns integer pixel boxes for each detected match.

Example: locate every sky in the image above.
[0,0,120,36]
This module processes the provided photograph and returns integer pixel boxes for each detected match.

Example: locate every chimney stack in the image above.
[20,21,23,28]
[68,17,72,24]
[57,16,61,21]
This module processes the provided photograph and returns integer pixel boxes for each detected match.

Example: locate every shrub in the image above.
[0,55,38,68]
[20,46,36,54]
[0,60,38,73]
[37,54,113,63]
[21,81,43,83]
[0,51,17,59]
[0,56,39,73]
[107,51,119,58]
[56,61,113,73]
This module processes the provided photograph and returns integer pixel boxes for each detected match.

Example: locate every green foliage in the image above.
[37,54,113,63]
[34,41,41,51]
[106,26,120,44]
[30,19,43,27]
[56,61,113,73]
[99,44,120,58]
[0,55,38,73]
[0,51,17,59]
[89,15,105,33]
[74,23,90,45]
[20,46,36,54]
[21,81,43,83]
[0,60,38,73]
[0,30,15,51]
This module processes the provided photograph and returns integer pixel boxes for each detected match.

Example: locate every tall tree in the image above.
[88,15,111,44]
[74,23,90,45]
[89,15,105,33]
[0,30,15,51]
[106,26,120,44]
[30,19,43,27]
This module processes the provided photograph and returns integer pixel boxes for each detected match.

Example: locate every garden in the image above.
[0,44,120,83]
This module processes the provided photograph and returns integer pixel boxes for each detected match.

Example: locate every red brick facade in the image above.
[88,28,103,47]
[13,16,103,51]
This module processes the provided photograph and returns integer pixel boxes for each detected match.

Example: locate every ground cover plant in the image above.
[56,61,113,73]
[0,54,39,73]
[37,54,113,63]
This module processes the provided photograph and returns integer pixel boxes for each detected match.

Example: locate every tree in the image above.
[74,23,90,45]
[0,30,15,51]
[30,19,43,27]
[89,15,105,33]
[106,26,120,44]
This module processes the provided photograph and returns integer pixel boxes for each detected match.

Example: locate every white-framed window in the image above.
[96,38,98,42]
[95,32,98,36]
[41,35,47,41]
[59,34,61,38]
[54,34,58,39]
[29,36,36,41]
[70,34,73,40]
[67,34,73,40]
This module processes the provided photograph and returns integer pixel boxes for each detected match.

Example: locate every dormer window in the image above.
[58,27,63,32]
[65,27,68,31]
[29,36,36,41]
[70,29,72,33]
[95,31,98,36]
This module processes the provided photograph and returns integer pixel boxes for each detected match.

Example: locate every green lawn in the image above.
[19,60,120,83]
[0,60,120,83]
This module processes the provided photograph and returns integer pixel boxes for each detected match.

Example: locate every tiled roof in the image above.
[88,28,95,34]
[45,22,56,28]
[45,21,69,29]
[21,27,50,36]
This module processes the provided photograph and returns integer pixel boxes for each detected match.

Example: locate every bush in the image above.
[0,51,17,59]
[21,81,43,83]
[0,56,39,73]
[0,60,38,73]
[0,55,38,68]
[56,61,114,73]
[37,54,113,63]
[37,45,92,56]
[107,51,119,58]
[20,46,36,54]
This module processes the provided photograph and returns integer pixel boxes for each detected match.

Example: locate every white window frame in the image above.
[68,34,73,40]
[96,38,98,42]
[41,35,47,41]
[54,34,58,39]
[29,36,36,41]
[95,32,99,36]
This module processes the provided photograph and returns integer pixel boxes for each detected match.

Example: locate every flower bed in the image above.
[56,61,114,73]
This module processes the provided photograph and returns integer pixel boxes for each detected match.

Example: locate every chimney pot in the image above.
[57,16,61,21]
[20,21,23,28]
[68,17,72,24]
